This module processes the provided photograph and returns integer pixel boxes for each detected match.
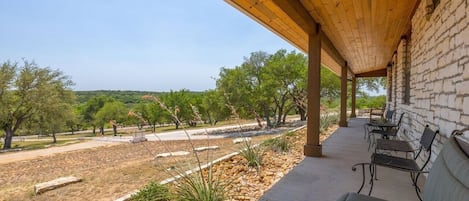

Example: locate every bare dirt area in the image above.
[0,135,276,201]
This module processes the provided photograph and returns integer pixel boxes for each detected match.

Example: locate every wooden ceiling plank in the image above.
[271,0,347,75]
[226,0,420,75]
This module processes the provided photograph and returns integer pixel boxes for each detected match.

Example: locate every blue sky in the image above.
[0,0,297,91]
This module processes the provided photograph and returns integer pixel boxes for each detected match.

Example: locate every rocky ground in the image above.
[204,125,337,201]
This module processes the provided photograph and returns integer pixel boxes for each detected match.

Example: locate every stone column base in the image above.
[304,144,322,157]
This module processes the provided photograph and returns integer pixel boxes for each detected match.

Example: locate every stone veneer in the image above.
[387,0,469,168]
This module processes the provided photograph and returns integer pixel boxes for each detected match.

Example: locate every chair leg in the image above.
[368,164,374,196]
[411,172,423,201]
[374,164,378,180]
[364,124,368,139]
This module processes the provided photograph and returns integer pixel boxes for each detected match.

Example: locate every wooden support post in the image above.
[339,63,348,127]
[304,25,322,157]
[351,76,357,118]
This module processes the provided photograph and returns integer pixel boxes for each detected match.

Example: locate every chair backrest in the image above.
[385,110,394,121]
[396,112,405,127]
[420,125,439,152]
[423,132,469,201]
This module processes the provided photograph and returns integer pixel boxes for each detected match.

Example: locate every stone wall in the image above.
[387,0,469,167]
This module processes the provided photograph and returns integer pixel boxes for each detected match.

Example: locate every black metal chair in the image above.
[353,125,439,201]
[367,112,405,150]
[364,110,394,141]
[339,128,468,201]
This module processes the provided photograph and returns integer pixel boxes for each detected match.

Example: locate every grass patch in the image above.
[130,181,171,201]
[1,139,80,151]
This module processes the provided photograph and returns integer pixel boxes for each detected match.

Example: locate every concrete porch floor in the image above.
[260,118,423,201]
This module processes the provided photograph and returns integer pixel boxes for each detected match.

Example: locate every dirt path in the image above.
[0,140,118,164]
[0,123,289,165]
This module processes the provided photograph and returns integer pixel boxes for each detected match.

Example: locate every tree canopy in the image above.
[0,60,75,149]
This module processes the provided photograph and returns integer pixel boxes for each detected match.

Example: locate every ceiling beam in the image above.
[356,69,387,77]
[271,0,348,75]
[271,0,317,34]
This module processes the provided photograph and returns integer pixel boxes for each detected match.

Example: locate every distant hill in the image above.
[74,90,163,105]
[74,90,204,105]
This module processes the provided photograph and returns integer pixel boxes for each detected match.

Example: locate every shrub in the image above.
[173,167,227,201]
[130,181,171,201]
[264,137,291,152]
[239,142,263,172]
[319,113,339,134]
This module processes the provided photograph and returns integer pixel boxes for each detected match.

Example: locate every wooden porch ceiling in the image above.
[225,0,419,76]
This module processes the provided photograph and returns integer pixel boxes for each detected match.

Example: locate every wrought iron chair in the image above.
[364,110,394,141]
[338,128,469,201]
[367,112,405,150]
[353,125,439,201]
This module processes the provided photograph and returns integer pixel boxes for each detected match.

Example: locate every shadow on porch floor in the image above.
[260,118,423,201]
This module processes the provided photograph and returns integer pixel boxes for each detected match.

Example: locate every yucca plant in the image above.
[239,141,263,173]
[173,166,227,201]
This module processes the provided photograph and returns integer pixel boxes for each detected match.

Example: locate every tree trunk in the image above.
[206,112,213,126]
[152,122,156,132]
[92,126,96,135]
[298,106,306,121]
[71,127,75,135]
[112,125,117,136]
[263,105,271,128]
[283,105,295,123]
[99,127,104,135]
[52,132,57,143]
[3,129,14,149]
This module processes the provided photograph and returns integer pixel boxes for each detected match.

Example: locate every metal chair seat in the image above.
[375,139,414,152]
[369,129,398,137]
[371,153,420,171]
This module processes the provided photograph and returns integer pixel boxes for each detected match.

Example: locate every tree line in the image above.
[0,51,385,149]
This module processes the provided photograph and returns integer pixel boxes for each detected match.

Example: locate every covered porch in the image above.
[225,0,468,200]
[225,0,420,157]
[260,118,423,201]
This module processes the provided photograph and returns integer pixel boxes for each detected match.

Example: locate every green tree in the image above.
[95,101,128,136]
[160,89,195,129]
[201,89,230,125]
[0,60,74,149]
[29,93,76,143]
[357,77,386,95]
[65,107,81,134]
[133,100,166,132]
[78,95,115,135]
[265,49,308,124]
[320,67,341,108]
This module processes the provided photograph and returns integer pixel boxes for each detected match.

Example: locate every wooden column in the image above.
[304,25,322,157]
[339,63,348,127]
[350,76,357,118]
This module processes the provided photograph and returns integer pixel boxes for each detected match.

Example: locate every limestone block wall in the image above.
[387,0,469,167]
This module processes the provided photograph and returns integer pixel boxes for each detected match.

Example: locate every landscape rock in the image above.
[233,137,252,144]
[155,151,190,158]
[34,176,82,194]
[193,146,219,152]
[129,135,147,143]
